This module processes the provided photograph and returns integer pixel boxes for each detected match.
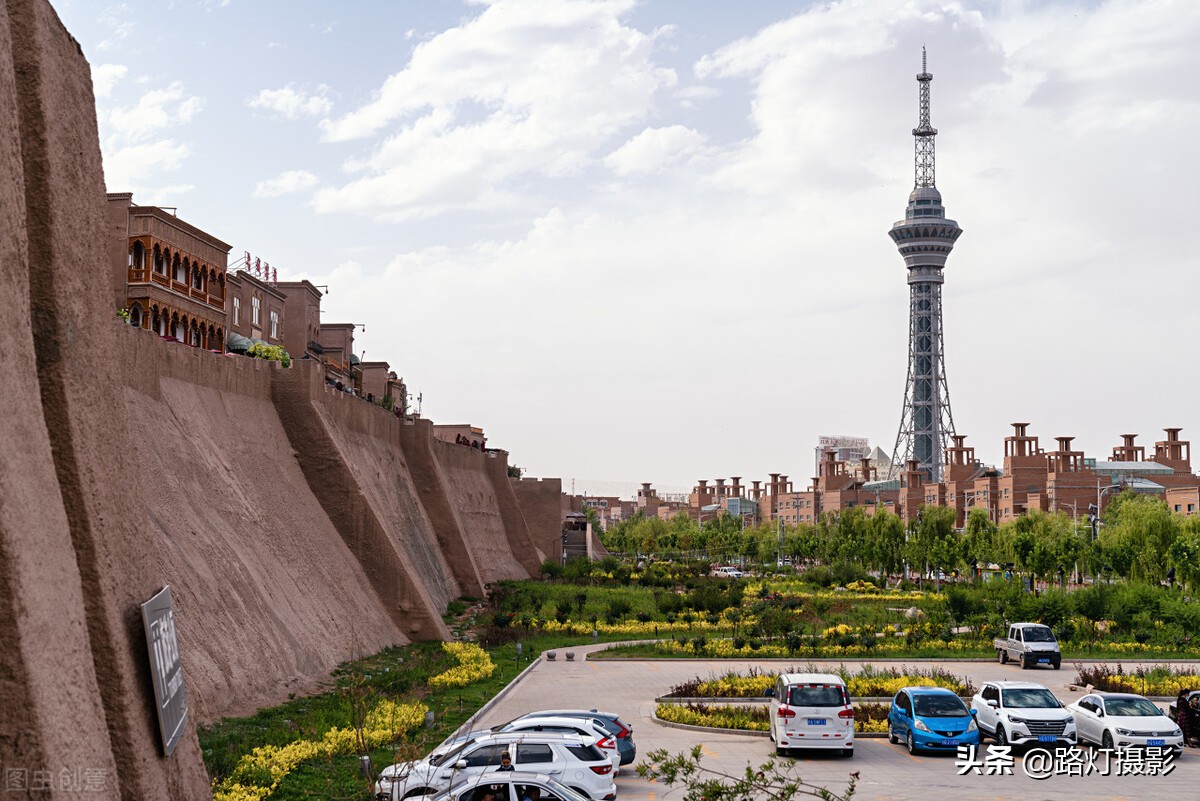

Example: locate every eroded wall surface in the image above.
[3,1,212,795]
[120,330,407,722]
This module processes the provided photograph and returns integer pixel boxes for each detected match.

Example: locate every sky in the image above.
[56,0,1200,498]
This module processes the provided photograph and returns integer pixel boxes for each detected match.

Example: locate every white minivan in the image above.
[767,673,855,758]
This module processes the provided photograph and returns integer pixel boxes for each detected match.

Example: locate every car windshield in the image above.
[430,741,469,767]
[1022,627,1055,642]
[1105,698,1162,717]
[1002,688,1060,708]
[914,694,969,718]
[787,685,847,707]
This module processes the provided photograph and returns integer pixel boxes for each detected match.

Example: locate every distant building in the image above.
[433,424,486,449]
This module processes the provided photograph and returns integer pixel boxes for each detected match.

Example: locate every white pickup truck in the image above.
[993,623,1061,670]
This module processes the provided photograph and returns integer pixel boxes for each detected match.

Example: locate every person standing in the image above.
[1176,690,1193,747]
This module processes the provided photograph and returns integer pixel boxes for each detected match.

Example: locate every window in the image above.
[563,744,602,763]
[1189,504,1195,513]
[252,296,261,325]
[463,745,506,768]
[233,297,240,326]
[516,744,553,765]
[1176,504,1182,512]
[270,310,279,339]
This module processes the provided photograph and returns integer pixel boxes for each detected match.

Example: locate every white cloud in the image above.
[605,126,704,176]
[101,139,189,190]
[106,82,204,143]
[92,64,127,98]
[314,0,676,219]
[98,82,203,193]
[247,85,333,120]
[253,170,319,198]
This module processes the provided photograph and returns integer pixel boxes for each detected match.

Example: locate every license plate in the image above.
[941,739,957,746]
[807,719,826,726]
[1149,739,1165,747]
[1038,658,1049,663]
[1037,735,1057,743]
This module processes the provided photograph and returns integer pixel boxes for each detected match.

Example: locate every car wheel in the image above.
[1102,731,1114,751]
[998,649,1008,664]
[1019,654,1028,670]
[888,725,899,745]
[1053,661,1061,670]
[996,726,1008,747]
[907,731,918,755]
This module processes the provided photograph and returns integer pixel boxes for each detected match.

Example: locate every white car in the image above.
[766,672,855,757]
[492,716,620,774]
[971,681,1077,748]
[1066,692,1184,753]
[409,771,593,801]
[375,732,616,801]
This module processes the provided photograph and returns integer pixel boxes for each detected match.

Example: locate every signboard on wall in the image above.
[141,585,189,757]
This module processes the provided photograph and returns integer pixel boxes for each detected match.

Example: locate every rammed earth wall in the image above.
[0,2,558,795]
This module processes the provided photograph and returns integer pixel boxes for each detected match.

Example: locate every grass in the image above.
[198,631,636,800]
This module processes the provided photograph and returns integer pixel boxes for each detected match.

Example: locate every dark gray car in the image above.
[515,709,635,766]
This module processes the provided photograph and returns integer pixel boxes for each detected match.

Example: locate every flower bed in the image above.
[212,699,427,801]
[664,664,973,699]
[1074,663,1200,696]
[655,701,890,734]
[430,642,496,689]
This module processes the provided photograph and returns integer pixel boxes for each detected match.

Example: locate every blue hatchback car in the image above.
[887,687,981,754]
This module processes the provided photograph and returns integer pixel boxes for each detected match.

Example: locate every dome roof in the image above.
[908,186,943,205]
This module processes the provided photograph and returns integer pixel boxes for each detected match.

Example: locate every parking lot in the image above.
[475,646,1200,801]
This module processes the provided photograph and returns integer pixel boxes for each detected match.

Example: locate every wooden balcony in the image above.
[128,267,148,283]
[151,272,170,287]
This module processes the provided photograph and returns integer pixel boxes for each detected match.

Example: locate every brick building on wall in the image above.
[276,280,325,363]
[106,192,230,349]
[226,269,286,352]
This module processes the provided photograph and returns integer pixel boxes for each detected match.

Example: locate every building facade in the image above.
[107,192,230,349]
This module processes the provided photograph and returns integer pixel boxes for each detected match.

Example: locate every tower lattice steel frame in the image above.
[887,49,962,483]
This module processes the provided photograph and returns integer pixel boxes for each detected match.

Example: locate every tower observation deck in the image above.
[887,49,962,483]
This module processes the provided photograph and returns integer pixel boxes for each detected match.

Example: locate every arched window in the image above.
[171,313,181,339]
[153,245,165,274]
[190,322,200,347]
[192,264,203,290]
[131,241,146,273]
[129,303,143,327]
[174,255,185,284]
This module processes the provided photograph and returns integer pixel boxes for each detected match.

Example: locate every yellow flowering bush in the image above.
[822,624,855,638]
[540,618,733,637]
[212,699,427,801]
[655,703,769,731]
[695,675,774,698]
[429,642,495,689]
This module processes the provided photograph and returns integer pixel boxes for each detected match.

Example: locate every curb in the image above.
[441,656,542,747]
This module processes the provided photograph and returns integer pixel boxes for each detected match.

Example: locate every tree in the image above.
[1168,518,1200,592]
[638,745,857,801]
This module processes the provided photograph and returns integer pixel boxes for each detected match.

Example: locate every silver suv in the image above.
[375,732,616,801]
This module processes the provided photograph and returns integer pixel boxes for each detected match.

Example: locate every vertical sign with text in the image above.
[141,585,189,757]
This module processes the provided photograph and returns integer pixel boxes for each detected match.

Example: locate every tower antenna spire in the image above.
[914,46,937,188]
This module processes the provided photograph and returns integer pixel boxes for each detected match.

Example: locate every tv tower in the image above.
[887,48,962,483]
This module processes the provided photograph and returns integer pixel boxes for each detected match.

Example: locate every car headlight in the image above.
[1116,728,1135,736]
[913,720,931,733]
[967,718,978,732]
[1064,719,1075,729]
[1006,715,1028,725]
[1174,728,1183,737]
[1023,645,1032,652]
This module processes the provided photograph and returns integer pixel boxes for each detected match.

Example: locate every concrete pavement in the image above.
[473,645,1200,801]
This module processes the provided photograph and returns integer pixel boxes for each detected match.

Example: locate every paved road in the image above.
[476,647,1200,801]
